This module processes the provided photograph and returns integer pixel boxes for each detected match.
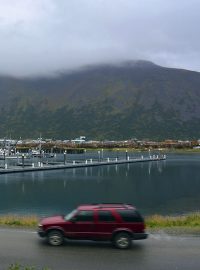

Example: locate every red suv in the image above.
[38,204,148,249]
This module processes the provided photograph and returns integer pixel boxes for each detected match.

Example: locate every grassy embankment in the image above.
[146,213,200,234]
[1,213,200,234]
[0,215,38,227]
[8,264,49,270]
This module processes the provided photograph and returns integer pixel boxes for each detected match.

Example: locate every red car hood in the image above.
[41,215,66,225]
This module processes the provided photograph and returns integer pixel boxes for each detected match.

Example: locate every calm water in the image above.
[0,151,200,216]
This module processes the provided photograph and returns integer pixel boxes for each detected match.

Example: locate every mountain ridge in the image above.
[0,60,200,140]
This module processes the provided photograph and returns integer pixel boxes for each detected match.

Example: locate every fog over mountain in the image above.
[0,0,200,76]
[0,61,200,140]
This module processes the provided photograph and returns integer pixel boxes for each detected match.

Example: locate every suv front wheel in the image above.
[47,230,64,246]
[113,232,132,249]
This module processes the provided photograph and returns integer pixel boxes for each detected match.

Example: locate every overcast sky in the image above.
[0,0,200,77]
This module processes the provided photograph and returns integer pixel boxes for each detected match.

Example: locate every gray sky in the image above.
[0,0,200,77]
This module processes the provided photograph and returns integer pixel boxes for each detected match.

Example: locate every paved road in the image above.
[0,228,199,270]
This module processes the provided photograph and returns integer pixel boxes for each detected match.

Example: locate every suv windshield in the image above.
[64,209,77,221]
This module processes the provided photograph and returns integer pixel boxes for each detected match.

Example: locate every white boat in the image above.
[30,150,54,158]
[31,150,42,157]
[0,148,9,159]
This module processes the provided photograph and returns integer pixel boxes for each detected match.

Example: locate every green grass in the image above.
[0,215,38,228]
[146,213,200,228]
[8,263,50,270]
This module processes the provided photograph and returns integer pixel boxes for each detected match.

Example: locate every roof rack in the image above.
[92,203,133,209]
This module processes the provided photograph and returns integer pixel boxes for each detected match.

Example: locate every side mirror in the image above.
[70,216,77,223]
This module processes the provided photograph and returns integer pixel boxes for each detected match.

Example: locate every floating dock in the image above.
[0,155,166,175]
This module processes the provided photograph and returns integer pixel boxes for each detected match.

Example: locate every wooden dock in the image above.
[0,155,166,175]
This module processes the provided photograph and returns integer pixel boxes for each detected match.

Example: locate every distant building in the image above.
[71,136,86,144]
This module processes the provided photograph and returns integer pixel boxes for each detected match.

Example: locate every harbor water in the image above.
[0,151,199,217]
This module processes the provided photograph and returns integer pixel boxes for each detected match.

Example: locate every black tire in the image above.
[113,232,132,249]
[47,230,64,246]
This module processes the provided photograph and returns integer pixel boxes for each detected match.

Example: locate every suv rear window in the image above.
[117,210,144,222]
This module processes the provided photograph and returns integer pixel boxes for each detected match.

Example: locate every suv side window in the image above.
[98,210,116,222]
[75,210,94,222]
[117,210,144,222]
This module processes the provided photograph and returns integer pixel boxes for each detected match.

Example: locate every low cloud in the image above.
[0,0,200,76]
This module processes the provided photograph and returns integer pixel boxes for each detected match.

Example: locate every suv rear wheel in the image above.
[113,232,132,249]
[47,230,64,246]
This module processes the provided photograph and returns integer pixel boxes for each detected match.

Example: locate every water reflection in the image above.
[63,180,67,189]
[127,163,130,171]
[85,167,88,176]
[0,153,200,216]
[148,162,152,175]
[22,183,25,193]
